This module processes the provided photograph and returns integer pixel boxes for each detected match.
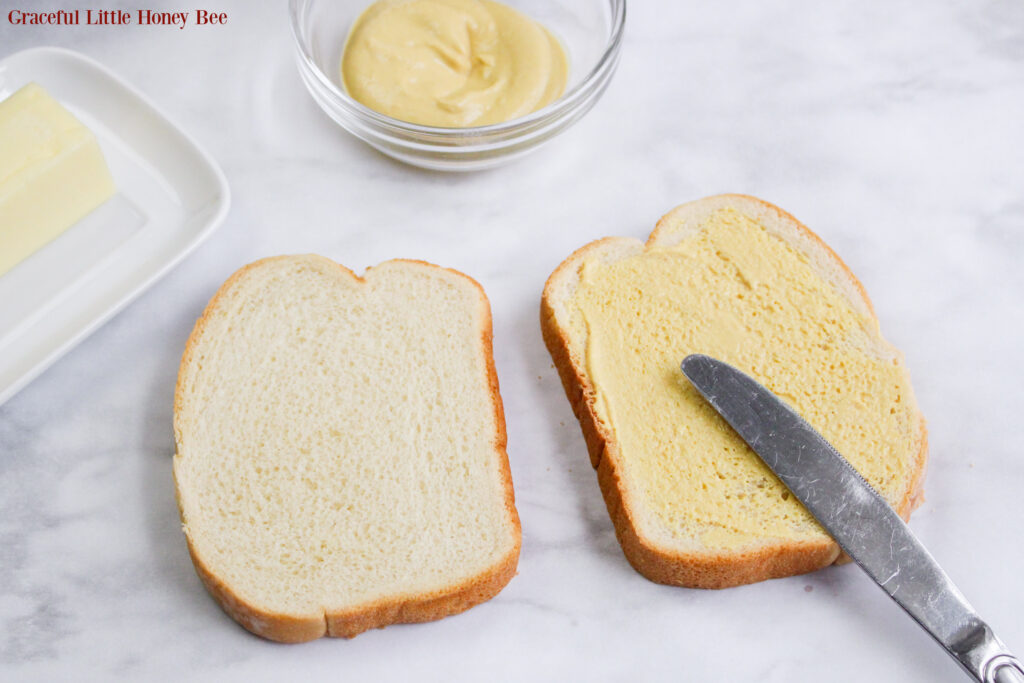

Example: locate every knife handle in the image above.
[955,622,1024,683]
[990,656,1024,683]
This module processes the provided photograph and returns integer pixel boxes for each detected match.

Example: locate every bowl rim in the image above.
[288,0,627,138]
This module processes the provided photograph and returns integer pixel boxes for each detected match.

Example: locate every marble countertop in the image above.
[3,1,1023,680]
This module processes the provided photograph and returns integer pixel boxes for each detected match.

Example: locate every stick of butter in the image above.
[0,83,116,277]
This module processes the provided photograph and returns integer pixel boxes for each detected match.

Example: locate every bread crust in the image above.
[540,195,928,589]
[173,255,520,642]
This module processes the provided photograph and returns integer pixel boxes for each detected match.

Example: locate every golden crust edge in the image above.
[173,254,521,642]
[540,194,928,588]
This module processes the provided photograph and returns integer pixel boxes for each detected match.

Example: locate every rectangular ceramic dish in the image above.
[0,47,229,406]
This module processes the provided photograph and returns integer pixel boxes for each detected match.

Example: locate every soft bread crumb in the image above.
[174,255,520,641]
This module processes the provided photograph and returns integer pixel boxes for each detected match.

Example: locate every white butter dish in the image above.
[0,47,229,406]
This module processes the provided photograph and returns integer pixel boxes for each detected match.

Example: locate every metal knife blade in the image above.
[680,353,1023,683]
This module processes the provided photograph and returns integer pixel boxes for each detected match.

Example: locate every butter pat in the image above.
[0,83,116,277]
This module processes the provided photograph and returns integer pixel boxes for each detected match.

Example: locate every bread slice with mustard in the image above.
[173,255,520,641]
[541,194,927,588]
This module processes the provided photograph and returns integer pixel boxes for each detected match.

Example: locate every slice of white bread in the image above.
[541,195,927,588]
[173,255,520,642]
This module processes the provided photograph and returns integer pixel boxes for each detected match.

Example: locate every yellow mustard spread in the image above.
[340,0,568,127]
[571,209,920,550]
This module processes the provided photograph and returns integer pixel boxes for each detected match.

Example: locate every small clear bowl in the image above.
[289,0,626,171]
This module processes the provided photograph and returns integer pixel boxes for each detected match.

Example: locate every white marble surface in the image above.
[3,1,1023,680]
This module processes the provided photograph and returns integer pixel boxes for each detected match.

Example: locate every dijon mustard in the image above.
[572,209,919,548]
[341,0,568,127]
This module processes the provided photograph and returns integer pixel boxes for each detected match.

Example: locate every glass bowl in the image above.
[289,0,626,171]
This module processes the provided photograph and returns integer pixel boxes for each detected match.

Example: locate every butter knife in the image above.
[680,354,1023,683]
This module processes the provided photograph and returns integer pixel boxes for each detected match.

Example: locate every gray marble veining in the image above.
[2,1,1023,680]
